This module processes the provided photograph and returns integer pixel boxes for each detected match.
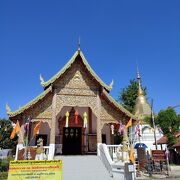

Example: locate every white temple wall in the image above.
[131,124,166,151]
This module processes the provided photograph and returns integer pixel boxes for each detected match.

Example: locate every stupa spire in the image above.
[134,66,151,117]
[137,66,144,96]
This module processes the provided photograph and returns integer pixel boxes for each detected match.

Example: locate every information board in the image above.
[152,150,166,161]
[8,160,62,180]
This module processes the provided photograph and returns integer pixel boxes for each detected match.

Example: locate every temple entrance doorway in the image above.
[56,106,97,155]
[62,127,82,155]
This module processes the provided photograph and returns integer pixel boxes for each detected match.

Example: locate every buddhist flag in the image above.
[111,124,114,134]
[135,121,141,137]
[83,112,88,128]
[24,117,31,134]
[10,120,20,139]
[125,118,132,129]
[33,121,42,137]
[119,123,125,135]
[75,111,79,125]
[129,144,135,163]
[65,111,69,127]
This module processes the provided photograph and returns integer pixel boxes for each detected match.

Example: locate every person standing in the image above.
[146,151,153,177]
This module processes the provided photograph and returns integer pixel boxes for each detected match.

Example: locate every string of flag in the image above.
[65,111,88,128]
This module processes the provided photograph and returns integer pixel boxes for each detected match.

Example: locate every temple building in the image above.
[7,48,135,159]
[131,70,164,151]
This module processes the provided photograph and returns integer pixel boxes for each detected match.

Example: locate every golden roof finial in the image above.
[78,37,80,52]
[6,103,11,114]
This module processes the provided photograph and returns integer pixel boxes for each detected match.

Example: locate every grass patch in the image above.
[0,172,8,180]
[0,157,13,180]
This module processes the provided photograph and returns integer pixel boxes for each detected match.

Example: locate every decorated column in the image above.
[96,92,102,143]
[122,128,129,162]
[49,88,57,160]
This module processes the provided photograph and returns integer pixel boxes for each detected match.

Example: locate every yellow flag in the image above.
[125,118,132,129]
[65,111,69,127]
[10,121,20,139]
[129,144,135,163]
[33,121,42,137]
[83,112,88,128]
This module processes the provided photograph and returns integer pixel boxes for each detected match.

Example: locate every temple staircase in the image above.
[54,155,112,180]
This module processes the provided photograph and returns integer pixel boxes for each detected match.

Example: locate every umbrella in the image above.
[134,143,148,149]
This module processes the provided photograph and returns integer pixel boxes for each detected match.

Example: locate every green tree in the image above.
[118,79,146,113]
[0,119,18,154]
[156,108,180,148]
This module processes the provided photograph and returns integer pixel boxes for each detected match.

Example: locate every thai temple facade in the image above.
[131,70,164,152]
[7,48,137,160]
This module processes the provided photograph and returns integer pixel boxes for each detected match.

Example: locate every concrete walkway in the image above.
[55,155,112,180]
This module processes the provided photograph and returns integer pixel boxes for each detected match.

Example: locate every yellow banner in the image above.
[8,160,62,180]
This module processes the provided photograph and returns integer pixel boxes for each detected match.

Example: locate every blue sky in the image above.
[0,0,180,118]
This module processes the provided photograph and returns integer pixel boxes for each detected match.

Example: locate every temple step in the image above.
[54,155,111,180]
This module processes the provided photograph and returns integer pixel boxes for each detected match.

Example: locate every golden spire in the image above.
[137,66,144,96]
[134,66,151,117]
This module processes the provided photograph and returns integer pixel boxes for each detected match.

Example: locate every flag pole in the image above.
[24,117,30,160]
[130,124,132,145]
[151,99,157,150]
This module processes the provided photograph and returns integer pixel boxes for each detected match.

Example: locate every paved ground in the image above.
[55,155,180,180]
[136,165,180,179]
[55,155,112,180]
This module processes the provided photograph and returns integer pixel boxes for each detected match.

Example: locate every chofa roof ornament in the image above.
[40,74,45,86]
[6,103,12,114]
[109,79,114,90]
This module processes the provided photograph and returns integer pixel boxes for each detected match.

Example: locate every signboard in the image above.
[8,160,62,180]
[152,150,166,161]
[128,165,135,172]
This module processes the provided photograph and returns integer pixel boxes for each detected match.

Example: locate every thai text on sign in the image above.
[152,150,166,161]
[8,160,62,180]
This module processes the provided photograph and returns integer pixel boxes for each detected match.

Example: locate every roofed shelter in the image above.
[7,48,135,159]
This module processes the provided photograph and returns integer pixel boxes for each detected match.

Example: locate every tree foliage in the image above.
[144,115,153,127]
[156,108,180,148]
[118,79,146,113]
[0,119,18,154]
